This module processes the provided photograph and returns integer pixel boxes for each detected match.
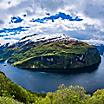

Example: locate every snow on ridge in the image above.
[19,33,77,43]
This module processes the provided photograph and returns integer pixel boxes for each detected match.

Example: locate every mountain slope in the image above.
[0,72,42,104]
[0,34,72,61]
[1,71,104,104]
[7,35,101,71]
[0,34,101,72]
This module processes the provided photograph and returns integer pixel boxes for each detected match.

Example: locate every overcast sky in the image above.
[0,0,104,44]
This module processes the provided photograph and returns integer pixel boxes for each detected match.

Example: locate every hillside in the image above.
[0,34,101,72]
[0,72,43,104]
[0,34,68,61]
[0,71,104,104]
[10,37,101,71]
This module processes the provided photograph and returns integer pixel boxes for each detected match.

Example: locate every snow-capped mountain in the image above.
[7,33,66,49]
[6,33,77,51]
[0,33,78,61]
[19,33,77,43]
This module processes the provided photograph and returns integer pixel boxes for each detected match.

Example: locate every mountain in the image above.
[0,34,69,61]
[0,34,99,72]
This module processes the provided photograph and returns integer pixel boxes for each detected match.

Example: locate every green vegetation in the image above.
[0,48,14,61]
[40,85,104,104]
[11,40,92,64]
[1,71,104,104]
[0,39,100,69]
[10,40,100,69]
[0,72,44,104]
[0,97,22,104]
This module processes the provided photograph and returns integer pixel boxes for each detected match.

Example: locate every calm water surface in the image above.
[0,56,104,93]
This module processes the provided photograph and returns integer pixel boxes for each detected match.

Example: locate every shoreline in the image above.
[16,61,101,74]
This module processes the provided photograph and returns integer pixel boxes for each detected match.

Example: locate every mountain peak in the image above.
[19,33,77,44]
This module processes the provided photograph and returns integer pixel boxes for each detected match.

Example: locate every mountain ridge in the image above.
[0,33,101,73]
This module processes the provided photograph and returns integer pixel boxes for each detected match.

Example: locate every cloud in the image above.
[0,20,4,25]
[82,39,104,45]
[82,0,104,19]
[0,0,104,45]
[0,26,29,38]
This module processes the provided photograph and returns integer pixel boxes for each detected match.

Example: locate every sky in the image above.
[0,0,104,45]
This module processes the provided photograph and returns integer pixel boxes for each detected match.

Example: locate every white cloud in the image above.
[82,39,104,45]
[0,0,104,45]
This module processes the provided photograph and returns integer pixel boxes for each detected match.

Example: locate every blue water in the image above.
[0,56,104,93]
